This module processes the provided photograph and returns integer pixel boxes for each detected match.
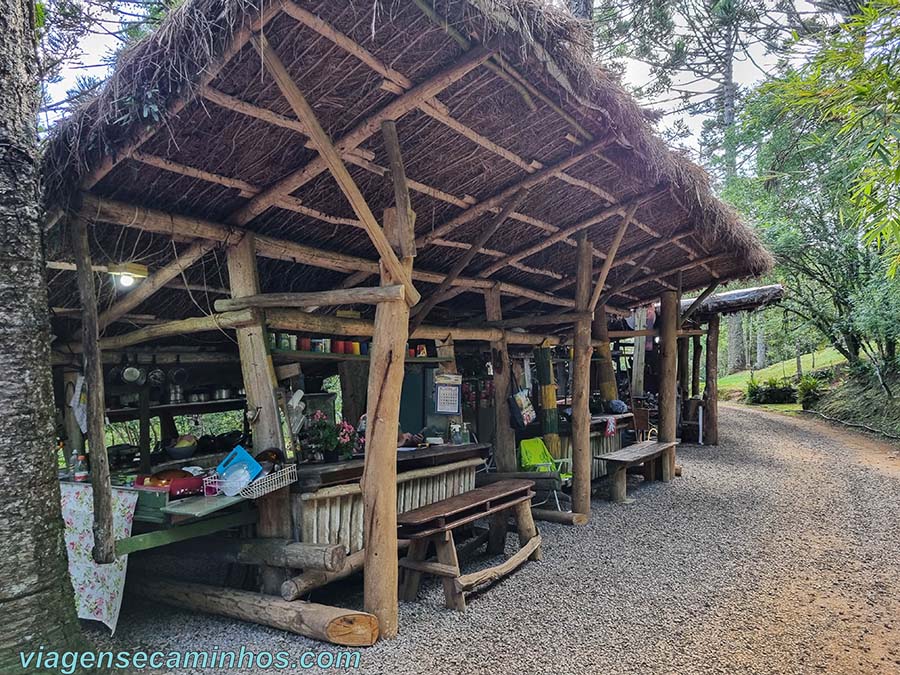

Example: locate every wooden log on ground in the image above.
[236,540,346,571]
[132,578,378,646]
[281,541,410,601]
[531,509,588,526]
[571,232,593,518]
[704,315,720,445]
[72,216,115,564]
[214,286,404,312]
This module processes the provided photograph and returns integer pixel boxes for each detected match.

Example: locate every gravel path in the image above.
[94,405,900,674]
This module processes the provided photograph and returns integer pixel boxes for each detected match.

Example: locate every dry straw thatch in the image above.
[43,0,773,337]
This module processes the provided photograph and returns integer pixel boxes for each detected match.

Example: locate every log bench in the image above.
[397,479,540,610]
[597,440,677,503]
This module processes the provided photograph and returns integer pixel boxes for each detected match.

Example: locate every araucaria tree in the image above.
[0,0,83,669]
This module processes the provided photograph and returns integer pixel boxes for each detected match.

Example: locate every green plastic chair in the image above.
[519,438,572,511]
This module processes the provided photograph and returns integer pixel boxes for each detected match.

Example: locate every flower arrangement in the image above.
[303,410,359,462]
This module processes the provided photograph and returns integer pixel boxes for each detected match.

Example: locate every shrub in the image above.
[745,375,797,404]
[797,375,823,410]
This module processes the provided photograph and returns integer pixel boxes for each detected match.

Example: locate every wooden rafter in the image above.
[80,1,282,190]
[98,239,217,330]
[229,45,492,226]
[409,189,527,332]
[252,35,420,306]
[612,254,727,298]
[587,202,638,312]
[80,195,576,309]
[680,282,719,325]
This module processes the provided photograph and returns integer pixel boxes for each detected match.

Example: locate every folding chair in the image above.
[519,437,572,512]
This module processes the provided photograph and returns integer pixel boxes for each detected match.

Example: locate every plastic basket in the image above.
[203,463,297,499]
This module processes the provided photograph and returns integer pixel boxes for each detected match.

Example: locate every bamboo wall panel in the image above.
[560,430,625,479]
[294,459,480,553]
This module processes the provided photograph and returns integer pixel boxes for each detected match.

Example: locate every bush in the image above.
[745,375,797,404]
[797,375,823,410]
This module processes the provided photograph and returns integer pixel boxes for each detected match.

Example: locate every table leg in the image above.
[513,501,542,561]
[434,531,465,611]
[399,539,428,602]
[487,512,508,555]
[610,466,627,503]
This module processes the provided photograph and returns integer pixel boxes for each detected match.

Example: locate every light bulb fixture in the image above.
[107,262,148,289]
[118,273,136,288]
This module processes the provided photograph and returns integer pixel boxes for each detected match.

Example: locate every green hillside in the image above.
[717,347,847,393]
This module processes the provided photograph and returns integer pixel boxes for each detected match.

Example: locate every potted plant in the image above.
[304,410,337,463]
[335,420,359,461]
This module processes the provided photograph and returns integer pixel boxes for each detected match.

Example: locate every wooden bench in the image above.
[397,479,540,610]
[596,440,677,503]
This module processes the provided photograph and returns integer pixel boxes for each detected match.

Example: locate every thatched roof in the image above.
[43,0,773,345]
[680,284,785,321]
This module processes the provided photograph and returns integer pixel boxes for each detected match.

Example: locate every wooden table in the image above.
[398,479,540,610]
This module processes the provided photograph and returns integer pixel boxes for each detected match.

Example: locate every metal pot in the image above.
[213,388,233,400]
[147,357,166,387]
[121,364,146,386]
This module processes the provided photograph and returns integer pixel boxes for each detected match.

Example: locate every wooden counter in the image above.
[292,444,490,552]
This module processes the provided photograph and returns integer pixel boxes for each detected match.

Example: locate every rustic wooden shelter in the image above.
[42,0,772,643]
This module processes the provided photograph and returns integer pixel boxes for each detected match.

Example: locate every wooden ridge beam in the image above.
[253,35,419,306]
[214,286,404,312]
[80,1,282,190]
[80,195,573,309]
[229,45,492,226]
[98,239,217,330]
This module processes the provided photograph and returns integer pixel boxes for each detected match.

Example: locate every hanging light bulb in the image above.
[118,273,136,288]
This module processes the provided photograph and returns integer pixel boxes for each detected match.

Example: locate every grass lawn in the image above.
[717,347,846,393]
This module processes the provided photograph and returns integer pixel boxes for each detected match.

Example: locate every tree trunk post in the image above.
[138,386,152,474]
[72,215,116,564]
[338,360,369,426]
[658,291,679,445]
[226,233,289,593]
[691,334,703,398]
[704,315,720,445]
[631,307,647,397]
[534,347,560,458]
[571,233,594,517]
[362,207,411,640]
[677,337,690,400]
[0,3,85,656]
[592,307,618,401]
[485,283,517,473]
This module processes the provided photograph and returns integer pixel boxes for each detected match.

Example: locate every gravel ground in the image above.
[92,405,900,674]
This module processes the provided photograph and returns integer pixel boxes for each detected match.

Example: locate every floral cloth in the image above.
[60,483,138,633]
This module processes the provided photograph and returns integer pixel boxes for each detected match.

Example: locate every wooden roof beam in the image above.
[252,35,420,305]
[80,0,282,190]
[79,195,575,309]
[229,45,492,226]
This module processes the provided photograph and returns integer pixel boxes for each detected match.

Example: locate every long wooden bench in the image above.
[397,479,540,610]
[597,440,677,503]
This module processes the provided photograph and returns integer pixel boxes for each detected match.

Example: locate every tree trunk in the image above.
[795,338,804,378]
[0,0,84,666]
[755,314,767,369]
[727,313,746,374]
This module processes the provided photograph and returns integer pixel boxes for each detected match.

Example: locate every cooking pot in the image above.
[213,388,233,400]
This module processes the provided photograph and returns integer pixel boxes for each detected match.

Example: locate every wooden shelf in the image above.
[270,349,450,364]
[106,397,246,422]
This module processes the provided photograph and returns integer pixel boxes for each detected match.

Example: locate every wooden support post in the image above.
[631,306,647,397]
[338,361,369,426]
[591,307,618,402]
[704,315,720,445]
[485,284,517,472]
[691,334,703,398]
[534,347,560,458]
[571,233,593,518]
[658,291,679,449]
[72,216,115,564]
[677,337,690,399]
[138,387,151,474]
[226,233,288,593]
[362,205,412,640]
